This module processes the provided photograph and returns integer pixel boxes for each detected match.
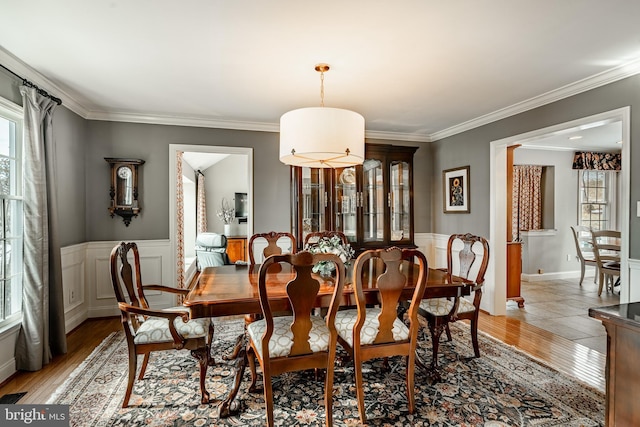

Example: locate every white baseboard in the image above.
[64,310,88,333]
[88,306,120,319]
[0,356,15,384]
[0,324,19,383]
[521,269,596,282]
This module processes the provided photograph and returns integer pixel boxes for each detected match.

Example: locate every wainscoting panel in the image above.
[84,240,174,319]
[61,243,88,333]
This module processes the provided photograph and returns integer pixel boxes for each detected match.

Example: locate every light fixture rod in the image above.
[315,63,330,107]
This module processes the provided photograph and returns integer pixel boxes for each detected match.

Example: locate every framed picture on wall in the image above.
[443,166,470,213]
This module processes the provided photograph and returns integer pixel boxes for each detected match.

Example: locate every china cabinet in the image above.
[291,144,417,252]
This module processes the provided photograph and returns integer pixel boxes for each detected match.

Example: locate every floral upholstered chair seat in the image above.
[334,307,409,346]
[419,297,476,317]
[133,316,210,344]
[247,315,330,358]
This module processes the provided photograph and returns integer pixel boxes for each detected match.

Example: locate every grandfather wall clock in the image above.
[105,158,145,226]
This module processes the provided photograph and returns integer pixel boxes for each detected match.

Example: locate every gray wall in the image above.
[432,74,640,258]
[85,121,292,241]
[54,107,88,246]
[84,125,431,242]
[3,67,640,259]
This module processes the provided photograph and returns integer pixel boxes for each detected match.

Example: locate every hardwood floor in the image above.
[0,317,121,404]
[0,310,606,405]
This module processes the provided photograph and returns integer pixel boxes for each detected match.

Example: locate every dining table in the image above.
[183,261,472,417]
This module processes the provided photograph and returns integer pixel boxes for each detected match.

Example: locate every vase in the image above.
[223,223,231,236]
[319,268,334,280]
[315,261,335,281]
[345,262,354,284]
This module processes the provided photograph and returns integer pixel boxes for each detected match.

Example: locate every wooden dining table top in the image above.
[184,262,473,319]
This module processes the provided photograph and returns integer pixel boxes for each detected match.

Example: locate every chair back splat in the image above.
[110,242,213,408]
[246,250,346,427]
[570,225,598,286]
[248,231,297,265]
[419,233,489,362]
[591,229,621,296]
[334,247,428,424]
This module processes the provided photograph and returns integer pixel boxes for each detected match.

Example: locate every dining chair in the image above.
[109,242,213,407]
[303,230,349,247]
[570,225,598,286]
[418,233,489,360]
[195,232,230,269]
[248,231,297,265]
[591,229,621,296]
[334,247,428,424]
[246,251,346,427]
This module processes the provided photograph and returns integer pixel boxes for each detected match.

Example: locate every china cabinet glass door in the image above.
[362,158,385,245]
[389,160,411,243]
[291,143,417,251]
[300,167,328,244]
[333,167,358,244]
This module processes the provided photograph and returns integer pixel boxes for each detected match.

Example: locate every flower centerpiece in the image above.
[217,198,235,235]
[304,235,355,279]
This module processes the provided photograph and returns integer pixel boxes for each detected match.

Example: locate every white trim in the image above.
[365,130,431,143]
[0,96,22,117]
[89,111,279,133]
[432,58,640,141]
[521,270,591,282]
[490,107,631,313]
[520,230,557,237]
[628,259,640,302]
[0,46,88,118]
[3,46,639,141]
[169,145,253,287]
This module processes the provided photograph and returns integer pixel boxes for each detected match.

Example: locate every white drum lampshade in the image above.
[279,107,365,168]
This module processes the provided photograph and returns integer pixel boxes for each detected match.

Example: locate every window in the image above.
[0,98,23,325]
[579,170,616,231]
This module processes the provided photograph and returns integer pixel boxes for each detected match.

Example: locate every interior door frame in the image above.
[489,107,630,315]
[169,144,254,286]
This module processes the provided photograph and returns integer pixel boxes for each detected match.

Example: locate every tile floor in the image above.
[505,271,619,354]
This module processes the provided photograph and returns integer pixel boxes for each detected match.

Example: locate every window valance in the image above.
[572,151,621,171]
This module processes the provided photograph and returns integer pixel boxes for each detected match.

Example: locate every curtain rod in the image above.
[0,63,62,105]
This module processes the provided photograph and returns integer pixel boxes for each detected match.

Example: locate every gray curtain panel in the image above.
[15,86,67,371]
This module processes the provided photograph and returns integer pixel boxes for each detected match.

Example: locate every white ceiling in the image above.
[1,0,639,147]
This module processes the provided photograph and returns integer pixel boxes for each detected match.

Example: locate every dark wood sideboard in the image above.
[226,236,246,263]
[589,303,640,426]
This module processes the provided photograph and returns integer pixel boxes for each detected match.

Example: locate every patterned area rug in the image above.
[48,317,604,426]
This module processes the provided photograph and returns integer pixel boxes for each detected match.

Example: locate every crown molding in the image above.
[3,44,639,143]
[430,58,640,141]
[365,130,431,143]
[89,110,433,141]
[0,46,89,118]
[87,110,279,132]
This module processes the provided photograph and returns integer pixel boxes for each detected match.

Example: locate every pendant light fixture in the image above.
[279,63,365,168]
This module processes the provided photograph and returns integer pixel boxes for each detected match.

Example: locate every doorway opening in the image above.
[169,144,253,286]
[489,107,630,315]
